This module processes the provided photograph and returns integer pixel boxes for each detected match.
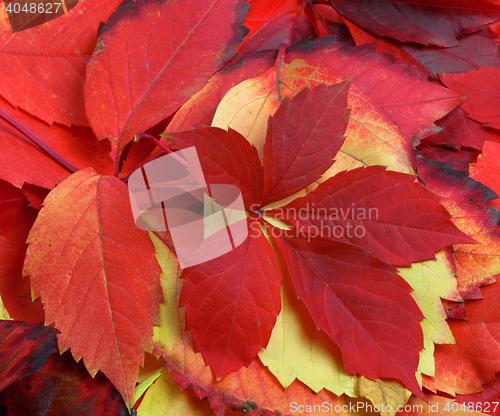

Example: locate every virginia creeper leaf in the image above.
[0,351,129,415]
[150,234,351,416]
[329,0,500,47]
[417,157,500,298]
[441,67,500,130]
[0,320,58,392]
[0,0,123,126]
[423,107,500,151]
[274,166,473,266]
[179,218,281,379]
[271,233,425,399]
[262,81,351,207]
[424,281,500,395]
[23,168,163,406]
[470,141,500,209]
[85,0,249,165]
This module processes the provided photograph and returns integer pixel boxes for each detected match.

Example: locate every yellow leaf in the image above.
[137,370,214,416]
[133,353,166,406]
[355,377,411,416]
[397,249,462,379]
[258,268,358,397]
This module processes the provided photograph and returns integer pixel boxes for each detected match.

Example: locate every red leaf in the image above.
[0,180,43,324]
[179,219,281,379]
[165,127,264,209]
[0,0,123,127]
[85,0,249,165]
[271,233,425,399]
[423,107,500,150]
[470,141,500,205]
[262,81,351,207]
[273,166,473,266]
[329,0,500,47]
[0,351,128,416]
[0,321,58,392]
[0,97,113,189]
[23,168,163,406]
[441,67,500,130]
[234,8,316,63]
[287,36,463,139]
[417,157,500,298]
[402,30,500,75]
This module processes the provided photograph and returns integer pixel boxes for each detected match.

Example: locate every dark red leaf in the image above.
[423,107,500,150]
[441,67,500,130]
[0,351,128,416]
[329,0,500,47]
[0,321,58,392]
[179,218,282,379]
[271,233,425,399]
[262,81,351,207]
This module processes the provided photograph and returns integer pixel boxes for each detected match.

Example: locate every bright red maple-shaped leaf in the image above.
[179,219,281,379]
[272,165,474,267]
[262,81,351,206]
[23,168,163,406]
[0,351,128,415]
[329,0,500,47]
[165,81,469,398]
[470,141,500,209]
[271,234,425,399]
[0,321,58,392]
[441,67,500,130]
[85,0,249,167]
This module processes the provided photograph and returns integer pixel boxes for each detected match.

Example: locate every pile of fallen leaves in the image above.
[1,0,500,415]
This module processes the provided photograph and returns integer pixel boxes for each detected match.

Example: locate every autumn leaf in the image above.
[0,321,58,392]
[441,67,500,130]
[0,0,123,127]
[272,166,473,266]
[23,168,163,406]
[470,141,500,209]
[328,0,500,47]
[85,0,249,166]
[0,350,129,415]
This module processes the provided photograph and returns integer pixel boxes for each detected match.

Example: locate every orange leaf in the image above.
[23,168,163,406]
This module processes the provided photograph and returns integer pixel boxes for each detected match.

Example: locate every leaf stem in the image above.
[0,109,78,174]
[275,44,287,103]
[136,133,189,168]
[307,1,335,36]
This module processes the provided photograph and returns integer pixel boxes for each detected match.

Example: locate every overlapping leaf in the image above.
[180,218,281,379]
[0,321,58,392]
[329,0,500,47]
[271,233,425,399]
[272,166,473,266]
[0,0,123,126]
[441,67,500,130]
[23,168,163,406]
[0,351,129,415]
[85,0,249,164]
